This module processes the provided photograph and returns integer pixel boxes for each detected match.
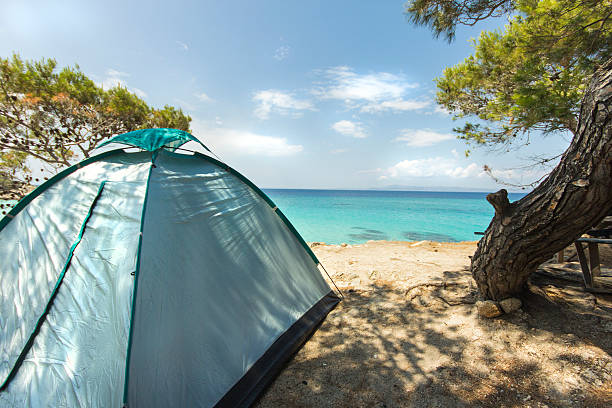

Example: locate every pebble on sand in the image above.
[476,300,502,318]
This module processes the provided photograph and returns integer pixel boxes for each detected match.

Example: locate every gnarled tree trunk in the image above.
[472,58,612,300]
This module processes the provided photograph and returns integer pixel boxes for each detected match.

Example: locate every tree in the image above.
[0,151,30,202]
[0,55,192,197]
[404,0,612,299]
[406,0,516,42]
[424,0,611,150]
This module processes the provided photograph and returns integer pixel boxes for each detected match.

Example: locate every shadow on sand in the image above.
[257,270,612,408]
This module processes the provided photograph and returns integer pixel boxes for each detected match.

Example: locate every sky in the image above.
[1,0,572,191]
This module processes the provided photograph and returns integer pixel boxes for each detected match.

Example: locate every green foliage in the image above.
[405,0,514,42]
[0,150,27,177]
[149,105,192,130]
[406,0,612,148]
[0,54,191,172]
[0,150,29,200]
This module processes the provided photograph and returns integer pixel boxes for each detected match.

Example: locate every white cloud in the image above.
[314,66,420,113]
[331,120,366,138]
[173,99,196,111]
[131,88,147,98]
[195,92,213,102]
[319,66,417,101]
[99,69,147,98]
[394,129,455,147]
[106,69,128,78]
[176,41,189,51]
[245,66,427,119]
[386,157,483,179]
[193,127,303,157]
[101,76,125,90]
[361,98,430,113]
[274,45,290,61]
[253,90,313,119]
[447,163,481,178]
[485,166,549,183]
[434,104,451,115]
[381,156,550,187]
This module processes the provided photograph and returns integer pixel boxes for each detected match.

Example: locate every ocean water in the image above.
[264,189,525,244]
[2,190,526,244]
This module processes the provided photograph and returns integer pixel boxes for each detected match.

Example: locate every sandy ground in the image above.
[256,241,612,408]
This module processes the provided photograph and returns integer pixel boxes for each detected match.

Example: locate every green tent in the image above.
[0,129,340,407]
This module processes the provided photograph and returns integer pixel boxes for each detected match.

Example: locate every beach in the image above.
[256,240,612,408]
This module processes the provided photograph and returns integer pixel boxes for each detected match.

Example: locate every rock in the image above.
[309,242,325,248]
[499,297,522,314]
[341,243,348,247]
[476,300,502,318]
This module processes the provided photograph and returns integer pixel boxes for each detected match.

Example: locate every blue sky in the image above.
[1,0,571,191]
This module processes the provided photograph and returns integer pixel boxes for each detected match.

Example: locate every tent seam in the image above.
[0,180,107,392]
[121,159,154,407]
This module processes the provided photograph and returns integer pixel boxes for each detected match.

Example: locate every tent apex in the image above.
[97,128,211,153]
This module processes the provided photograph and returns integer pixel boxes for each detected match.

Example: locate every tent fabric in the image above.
[0,153,151,407]
[97,128,211,153]
[126,151,333,407]
[0,179,108,392]
[0,132,339,408]
[215,293,339,408]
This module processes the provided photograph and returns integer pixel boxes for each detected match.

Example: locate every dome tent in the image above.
[0,128,340,407]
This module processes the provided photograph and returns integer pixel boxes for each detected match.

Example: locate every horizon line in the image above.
[261,187,529,194]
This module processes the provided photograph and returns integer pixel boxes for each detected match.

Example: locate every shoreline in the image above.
[308,239,478,292]
[307,239,480,247]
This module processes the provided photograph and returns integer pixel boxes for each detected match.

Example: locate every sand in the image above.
[255,241,612,408]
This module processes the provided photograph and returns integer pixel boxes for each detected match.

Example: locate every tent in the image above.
[0,128,340,407]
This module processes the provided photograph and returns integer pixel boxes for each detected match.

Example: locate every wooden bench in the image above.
[575,235,612,293]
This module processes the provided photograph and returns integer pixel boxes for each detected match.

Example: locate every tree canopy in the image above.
[406,1,612,300]
[406,0,516,42]
[405,0,612,150]
[0,150,30,201]
[0,54,192,187]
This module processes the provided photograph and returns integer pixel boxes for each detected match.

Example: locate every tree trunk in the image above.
[471,58,612,300]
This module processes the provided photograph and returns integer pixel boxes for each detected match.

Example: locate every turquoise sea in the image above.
[2,189,525,244]
[264,189,525,244]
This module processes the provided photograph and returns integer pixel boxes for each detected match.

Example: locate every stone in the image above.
[341,243,348,247]
[476,300,502,318]
[499,297,522,314]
